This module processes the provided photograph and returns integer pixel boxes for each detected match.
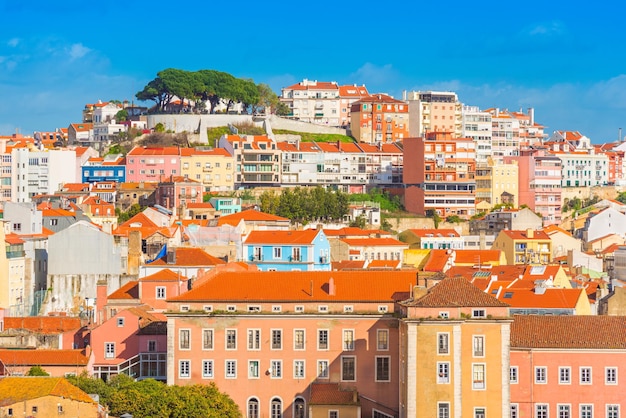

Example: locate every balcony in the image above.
[320,256,328,263]
[250,255,263,262]
[203,166,213,172]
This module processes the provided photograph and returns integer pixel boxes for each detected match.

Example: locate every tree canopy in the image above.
[67,374,240,418]
[137,69,274,115]
[259,186,348,224]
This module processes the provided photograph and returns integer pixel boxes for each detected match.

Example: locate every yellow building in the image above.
[491,229,552,265]
[180,148,235,192]
[475,158,519,209]
[0,377,100,418]
[400,277,511,418]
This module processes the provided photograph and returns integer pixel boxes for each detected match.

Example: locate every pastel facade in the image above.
[461,105,492,165]
[280,79,342,125]
[491,229,552,265]
[407,91,463,137]
[81,154,126,183]
[350,94,409,144]
[165,270,417,418]
[180,147,235,192]
[404,132,476,218]
[125,146,182,183]
[475,158,519,209]
[218,135,281,188]
[155,176,203,215]
[399,228,464,250]
[243,229,331,271]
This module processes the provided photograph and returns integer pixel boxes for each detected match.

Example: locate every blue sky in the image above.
[1,1,625,142]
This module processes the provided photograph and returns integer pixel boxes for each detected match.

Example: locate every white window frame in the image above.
[343,305,354,313]
[606,367,618,385]
[472,363,486,390]
[535,366,547,384]
[510,403,519,418]
[225,359,237,379]
[318,329,329,350]
[437,333,449,355]
[273,247,282,259]
[341,355,356,382]
[226,329,237,350]
[202,359,214,379]
[607,404,620,418]
[438,402,450,418]
[580,404,593,418]
[272,305,282,313]
[248,360,260,379]
[535,404,548,418]
[559,366,571,384]
[474,407,486,418]
[557,404,571,418]
[318,305,329,313]
[294,360,305,379]
[437,362,450,384]
[580,366,592,385]
[270,360,282,379]
[117,317,125,327]
[317,360,329,379]
[105,342,115,359]
[294,329,306,351]
[179,328,191,350]
[510,366,518,384]
[271,329,282,350]
[343,329,355,351]
[247,328,261,351]
[202,328,214,350]
[294,305,304,313]
[179,359,190,379]
[473,335,484,357]
[156,286,166,299]
[472,309,486,318]
[377,329,389,351]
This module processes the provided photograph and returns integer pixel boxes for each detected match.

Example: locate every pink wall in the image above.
[511,349,626,416]
[90,310,141,366]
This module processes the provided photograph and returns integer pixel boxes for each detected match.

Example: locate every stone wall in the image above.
[268,115,348,135]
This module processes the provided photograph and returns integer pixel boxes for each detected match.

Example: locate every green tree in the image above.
[115,109,129,122]
[256,83,279,114]
[26,366,49,376]
[275,101,291,116]
[117,204,144,223]
[426,209,441,228]
[349,214,367,229]
[136,76,173,112]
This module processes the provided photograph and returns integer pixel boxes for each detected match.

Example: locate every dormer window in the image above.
[472,309,486,318]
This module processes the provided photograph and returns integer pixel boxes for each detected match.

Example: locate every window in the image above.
[179,360,190,378]
[607,405,619,418]
[271,360,282,378]
[271,329,282,350]
[203,329,214,350]
[580,405,593,418]
[343,305,353,313]
[472,309,485,318]
[294,399,305,418]
[248,360,260,378]
[438,403,450,418]
[57,405,63,414]
[510,404,519,418]
[105,342,115,358]
[273,247,282,259]
[373,411,393,418]
[606,367,618,384]
[226,360,237,378]
[227,305,237,312]
[377,329,389,351]
[438,333,449,354]
[536,404,548,418]
[559,367,571,384]
[294,360,305,379]
[248,305,261,313]
[148,340,157,352]
[31,406,38,414]
[202,360,213,378]
[318,329,329,350]
[472,364,486,389]
[226,329,237,350]
[378,305,388,313]
[318,305,329,313]
[329,411,338,418]
[437,362,450,383]
[343,330,355,351]
[272,305,282,313]
[376,356,390,382]
[318,360,329,378]
[156,286,166,299]
[558,404,571,418]
[247,329,261,350]
[294,329,305,350]
[580,367,592,384]
[474,408,485,418]
[473,336,484,357]
[270,398,282,418]
[342,356,356,381]
[117,317,125,327]
[439,311,449,319]
[295,305,304,313]
[179,329,190,350]
[7,408,12,417]
[248,398,260,418]
[510,366,518,384]
[535,366,547,384]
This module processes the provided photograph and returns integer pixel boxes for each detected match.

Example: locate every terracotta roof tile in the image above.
[404,276,509,307]
[309,383,358,405]
[148,247,226,267]
[140,268,189,282]
[0,349,89,367]
[169,270,416,302]
[4,317,82,334]
[511,315,626,349]
[339,237,406,246]
[217,209,289,226]
[408,229,460,237]
[108,281,139,300]
[0,377,96,406]
[244,229,321,245]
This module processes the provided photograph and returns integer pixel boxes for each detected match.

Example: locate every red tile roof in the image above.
[309,383,358,405]
[169,270,416,302]
[339,237,406,247]
[403,276,509,307]
[140,268,189,282]
[499,229,551,240]
[0,349,89,367]
[148,247,226,267]
[127,146,181,156]
[0,377,96,406]
[331,260,367,270]
[4,317,82,334]
[244,229,321,245]
[108,281,139,300]
[511,315,626,349]
[408,229,460,238]
[495,288,583,309]
[217,209,289,226]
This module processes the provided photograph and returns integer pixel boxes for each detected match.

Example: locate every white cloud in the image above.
[7,38,19,47]
[350,63,398,90]
[67,43,91,60]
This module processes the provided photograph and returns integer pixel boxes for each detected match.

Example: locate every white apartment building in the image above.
[462,105,492,165]
[546,131,609,187]
[486,108,521,159]
[11,148,77,202]
[280,79,342,125]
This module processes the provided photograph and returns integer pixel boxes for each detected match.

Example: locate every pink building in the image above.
[505,148,562,225]
[125,146,182,183]
[155,175,203,215]
[165,270,420,418]
[510,315,626,418]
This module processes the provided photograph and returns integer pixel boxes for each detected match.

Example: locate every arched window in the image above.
[271,398,282,418]
[248,398,259,418]
[294,398,305,418]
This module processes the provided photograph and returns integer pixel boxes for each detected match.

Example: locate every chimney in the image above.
[95,280,109,325]
[127,229,142,275]
[528,107,535,125]
[526,228,534,239]
[167,248,176,264]
[328,277,336,296]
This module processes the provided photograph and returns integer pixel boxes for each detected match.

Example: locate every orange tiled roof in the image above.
[5,233,24,245]
[185,202,214,209]
[367,259,402,269]
[0,377,95,406]
[331,260,367,270]
[403,276,509,307]
[499,229,551,240]
[140,268,189,282]
[339,237,406,247]
[511,315,626,349]
[148,247,226,267]
[309,383,358,405]
[108,281,139,300]
[543,224,573,237]
[168,270,416,302]
[0,349,89,367]
[408,228,460,238]
[323,227,389,237]
[4,317,82,334]
[495,287,583,309]
[245,229,321,245]
[217,209,289,226]
[127,146,181,156]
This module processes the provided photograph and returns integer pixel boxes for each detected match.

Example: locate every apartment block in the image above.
[179,147,235,192]
[407,91,462,137]
[404,132,476,218]
[462,105,492,165]
[475,158,519,210]
[350,94,409,144]
[218,135,280,188]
